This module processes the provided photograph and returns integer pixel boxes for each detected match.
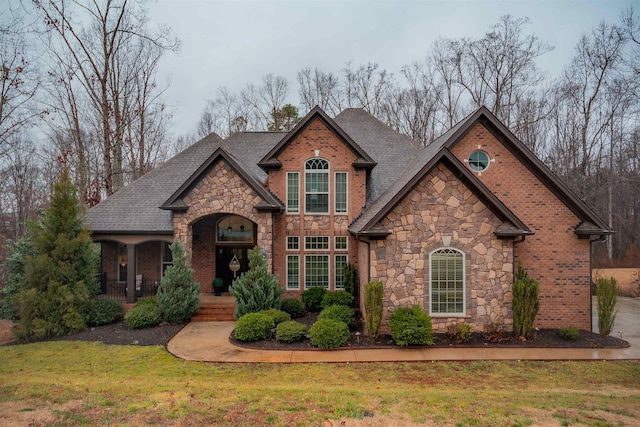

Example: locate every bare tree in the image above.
[297,67,341,115]
[34,0,179,196]
[241,73,288,131]
[0,4,40,155]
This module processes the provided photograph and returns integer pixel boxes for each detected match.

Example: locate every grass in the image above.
[0,342,639,426]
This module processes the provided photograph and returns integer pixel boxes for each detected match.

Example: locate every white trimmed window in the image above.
[334,255,348,289]
[335,172,347,213]
[334,236,348,251]
[429,248,465,315]
[305,158,329,213]
[305,255,329,289]
[286,172,299,213]
[287,236,299,251]
[287,255,300,290]
[305,236,329,251]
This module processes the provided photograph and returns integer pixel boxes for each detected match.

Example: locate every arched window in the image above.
[305,158,329,213]
[429,248,465,315]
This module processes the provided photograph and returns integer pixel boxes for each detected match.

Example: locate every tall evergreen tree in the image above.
[156,240,200,323]
[15,168,98,342]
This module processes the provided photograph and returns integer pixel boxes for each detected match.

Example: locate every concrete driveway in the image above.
[593,296,640,358]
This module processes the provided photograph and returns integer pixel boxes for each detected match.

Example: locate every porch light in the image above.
[227,226,232,233]
[240,224,245,232]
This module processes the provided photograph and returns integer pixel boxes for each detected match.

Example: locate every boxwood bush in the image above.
[389,306,434,346]
[318,304,354,328]
[275,320,307,343]
[301,287,327,312]
[87,299,124,326]
[280,298,306,318]
[321,290,354,309]
[260,308,291,325]
[234,312,275,342]
[124,298,161,330]
[309,318,350,349]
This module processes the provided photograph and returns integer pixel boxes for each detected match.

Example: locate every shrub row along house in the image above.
[84,106,612,332]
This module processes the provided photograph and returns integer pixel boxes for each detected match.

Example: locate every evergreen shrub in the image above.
[309,318,349,349]
[229,246,283,318]
[87,299,124,326]
[0,238,34,321]
[343,263,358,307]
[318,304,354,328]
[321,290,353,309]
[125,299,161,329]
[280,298,305,318]
[301,287,326,312]
[156,240,200,323]
[15,169,99,342]
[559,327,579,341]
[512,264,540,338]
[234,312,274,342]
[597,277,618,337]
[260,308,291,325]
[275,320,307,343]
[364,280,383,340]
[389,306,434,346]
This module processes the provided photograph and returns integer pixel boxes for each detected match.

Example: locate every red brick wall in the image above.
[101,241,119,280]
[451,123,592,329]
[136,241,162,282]
[267,116,367,293]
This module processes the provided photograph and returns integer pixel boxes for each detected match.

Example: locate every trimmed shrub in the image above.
[125,299,161,330]
[275,320,307,343]
[260,309,291,325]
[343,263,358,307]
[389,306,434,346]
[559,327,579,341]
[229,246,283,318]
[0,238,35,321]
[87,299,124,326]
[309,318,350,349]
[318,304,355,328]
[234,312,274,342]
[512,264,540,338]
[301,287,327,312]
[364,280,383,340]
[321,290,354,309]
[156,240,200,323]
[597,277,618,337]
[280,298,305,318]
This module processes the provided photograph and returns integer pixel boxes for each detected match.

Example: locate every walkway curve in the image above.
[166,321,638,363]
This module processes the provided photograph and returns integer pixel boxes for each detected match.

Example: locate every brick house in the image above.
[84,106,612,332]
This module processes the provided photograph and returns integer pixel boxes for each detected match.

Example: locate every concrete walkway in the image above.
[167,297,640,363]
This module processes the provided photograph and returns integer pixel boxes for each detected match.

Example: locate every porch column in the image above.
[126,243,137,304]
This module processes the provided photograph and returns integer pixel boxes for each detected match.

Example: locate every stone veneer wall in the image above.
[371,164,514,332]
[173,160,274,275]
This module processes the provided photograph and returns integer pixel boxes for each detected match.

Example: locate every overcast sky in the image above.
[148,0,634,137]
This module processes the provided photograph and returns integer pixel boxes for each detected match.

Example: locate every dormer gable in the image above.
[258,106,376,171]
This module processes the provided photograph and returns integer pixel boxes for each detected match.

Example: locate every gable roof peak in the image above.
[257,105,376,170]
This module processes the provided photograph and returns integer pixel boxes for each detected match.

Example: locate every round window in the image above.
[468,150,490,172]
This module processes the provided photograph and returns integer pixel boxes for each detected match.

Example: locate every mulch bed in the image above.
[1,311,629,350]
[230,311,630,350]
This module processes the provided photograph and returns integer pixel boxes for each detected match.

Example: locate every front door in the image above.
[215,246,250,291]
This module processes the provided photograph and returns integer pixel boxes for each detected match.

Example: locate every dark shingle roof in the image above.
[333,108,423,203]
[84,133,224,234]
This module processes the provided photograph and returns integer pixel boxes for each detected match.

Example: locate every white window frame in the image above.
[286,172,299,214]
[286,255,300,290]
[334,171,348,214]
[429,247,466,316]
[287,236,299,251]
[305,236,330,251]
[304,158,330,214]
[334,254,348,290]
[334,236,348,251]
[304,254,330,289]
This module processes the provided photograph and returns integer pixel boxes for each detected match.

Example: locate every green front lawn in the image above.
[0,342,639,426]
